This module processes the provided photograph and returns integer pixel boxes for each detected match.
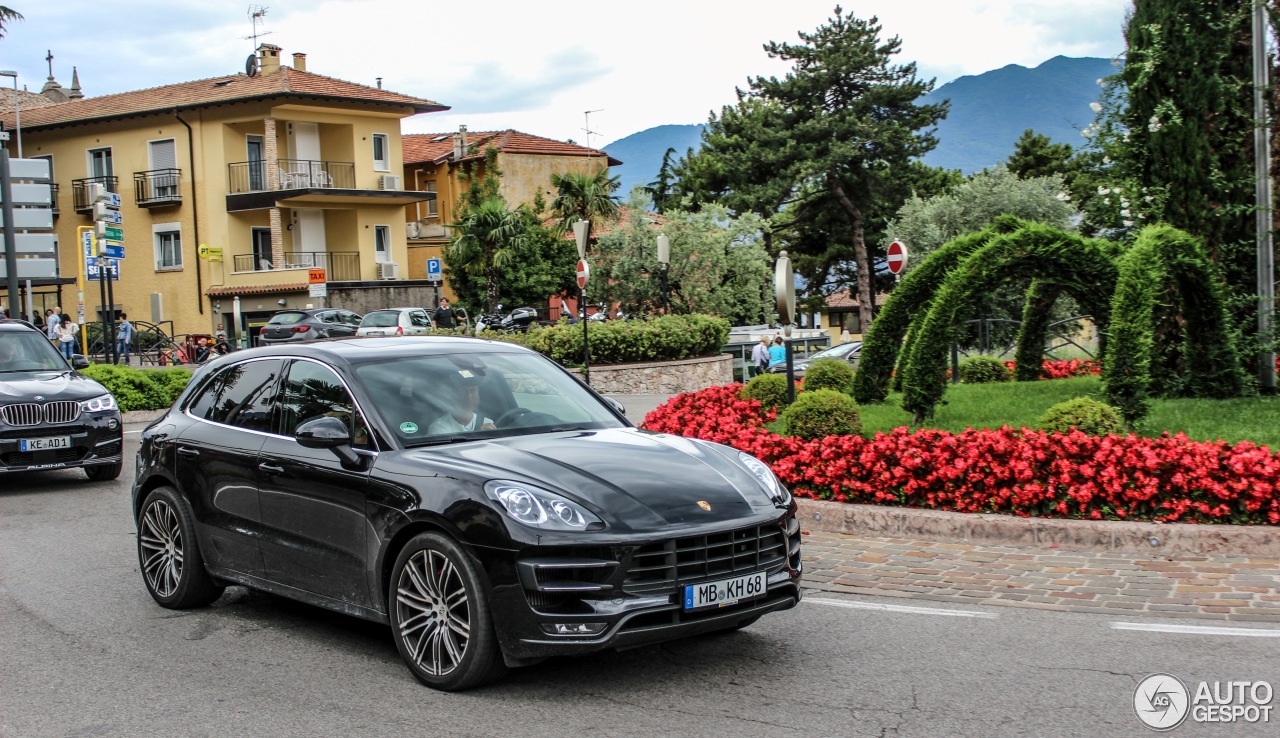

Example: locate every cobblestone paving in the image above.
[801,531,1280,622]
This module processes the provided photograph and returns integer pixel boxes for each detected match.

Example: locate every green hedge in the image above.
[1038,397,1124,436]
[802,358,856,395]
[740,373,791,410]
[780,389,862,440]
[959,356,1011,384]
[80,364,192,412]
[484,314,730,366]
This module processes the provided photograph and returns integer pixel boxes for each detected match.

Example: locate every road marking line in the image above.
[1111,622,1280,638]
[805,597,998,619]
[124,430,143,435]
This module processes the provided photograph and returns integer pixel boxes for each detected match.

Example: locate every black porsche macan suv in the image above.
[132,336,802,690]
[0,320,124,480]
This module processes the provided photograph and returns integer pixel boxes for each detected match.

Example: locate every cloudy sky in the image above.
[1,0,1129,146]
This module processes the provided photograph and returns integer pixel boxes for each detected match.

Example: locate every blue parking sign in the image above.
[426,257,442,282]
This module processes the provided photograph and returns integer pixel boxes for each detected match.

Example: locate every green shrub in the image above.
[79,364,191,412]
[1037,397,1125,436]
[740,372,790,410]
[802,358,855,395]
[779,389,862,440]
[959,356,1012,384]
[483,314,730,366]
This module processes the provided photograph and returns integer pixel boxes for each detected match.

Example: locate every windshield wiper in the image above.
[410,435,478,447]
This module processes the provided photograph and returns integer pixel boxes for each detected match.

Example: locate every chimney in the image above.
[258,44,282,75]
[453,124,468,160]
[291,53,307,72]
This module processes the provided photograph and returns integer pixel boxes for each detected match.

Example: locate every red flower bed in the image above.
[641,385,1280,525]
[1002,359,1102,379]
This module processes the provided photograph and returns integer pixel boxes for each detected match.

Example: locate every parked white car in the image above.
[356,308,434,337]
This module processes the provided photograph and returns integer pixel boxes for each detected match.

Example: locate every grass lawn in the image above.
[853,376,1280,450]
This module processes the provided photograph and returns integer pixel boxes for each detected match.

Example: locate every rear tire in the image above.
[85,462,123,482]
[389,532,507,691]
[137,486,224,608]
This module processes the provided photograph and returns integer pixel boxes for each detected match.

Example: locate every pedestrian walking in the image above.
[433,297,455,329]
[115,313,134,364]
[768,336,787,368]
[45,307,61,343]
[751,336,771,377]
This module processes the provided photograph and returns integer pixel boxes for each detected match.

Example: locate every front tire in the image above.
[137,486,224,608]
[389,532,506,691]
[85,461,123,482]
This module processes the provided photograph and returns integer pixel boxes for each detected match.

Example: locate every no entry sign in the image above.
[887,240,908,275]
[576,259,590,289]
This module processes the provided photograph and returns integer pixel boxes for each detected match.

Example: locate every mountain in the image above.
[600,56,1115,195]
[920,56,1116,174]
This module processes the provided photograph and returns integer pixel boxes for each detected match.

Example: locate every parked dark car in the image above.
[0,320,124,480]
[769,341,861,378]
[259,308,362,345]
[132,336,802,690]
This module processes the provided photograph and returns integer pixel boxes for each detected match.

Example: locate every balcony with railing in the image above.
[227,159,356,194]
[71,176,119,213]
[134,168,182,208]
[230,251,361,281]
[50,183,59,218]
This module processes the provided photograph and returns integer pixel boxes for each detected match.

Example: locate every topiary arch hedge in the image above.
[856,221,1246,426]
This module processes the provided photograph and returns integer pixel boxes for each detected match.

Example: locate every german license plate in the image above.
[20,436,71,452]
[683,571,766,610]
[369,331,384,336]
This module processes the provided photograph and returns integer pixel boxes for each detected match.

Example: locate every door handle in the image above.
[258,462,285,475]
[176,447,200,458]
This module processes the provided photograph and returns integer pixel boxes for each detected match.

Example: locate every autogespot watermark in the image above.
[1134,673,1274,731]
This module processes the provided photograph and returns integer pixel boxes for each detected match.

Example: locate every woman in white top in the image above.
[56,320,78,359]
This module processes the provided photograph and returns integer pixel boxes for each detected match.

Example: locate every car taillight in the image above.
[292,325,310,333]
[396,326,404,335]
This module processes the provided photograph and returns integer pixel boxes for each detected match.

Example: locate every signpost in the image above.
[774,250,797,404]
[308,268,326,306]
[887,239,908,278]
[90,183,122,363]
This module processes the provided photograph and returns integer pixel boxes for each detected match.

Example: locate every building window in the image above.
[374,225,390,263]
[372,133,389,172]
[88,147,113,179]
[424,180,438,218]
[154,224,182,270]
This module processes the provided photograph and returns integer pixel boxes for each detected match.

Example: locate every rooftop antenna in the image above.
[245,5,273,49]
[582,109,603,149]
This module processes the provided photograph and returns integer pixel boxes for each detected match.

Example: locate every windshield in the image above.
[268,312,308,325]
[353,351,627,446]
[0,330,72,372]
[810,343,858,360]
[362,311,399,328]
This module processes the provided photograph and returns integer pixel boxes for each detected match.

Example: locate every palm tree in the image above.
[549,169,621,246]
[0,7,22,39]
[446,197,528,313]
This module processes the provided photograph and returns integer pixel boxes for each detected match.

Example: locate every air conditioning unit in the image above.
[379,174,402,190]
[406,221,424,239]
[378,261,400,280]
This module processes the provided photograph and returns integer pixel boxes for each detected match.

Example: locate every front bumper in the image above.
[0,412,124,473]
[474,510,804,665]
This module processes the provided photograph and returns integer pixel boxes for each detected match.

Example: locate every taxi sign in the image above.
[308,268,327,284]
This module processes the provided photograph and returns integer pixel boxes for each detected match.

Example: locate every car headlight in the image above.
[485,480,604,531]
[738,451,791,506]
[80,394,118,413]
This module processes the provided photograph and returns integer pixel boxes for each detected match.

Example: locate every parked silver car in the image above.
[356,307,435,337]
[769,341,861,378]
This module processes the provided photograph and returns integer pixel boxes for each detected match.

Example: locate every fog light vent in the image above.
[542,622,607,636]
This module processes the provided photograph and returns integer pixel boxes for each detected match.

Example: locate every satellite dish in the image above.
[245,54,260,77]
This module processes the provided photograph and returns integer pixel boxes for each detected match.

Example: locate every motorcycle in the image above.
[474,304,539,335]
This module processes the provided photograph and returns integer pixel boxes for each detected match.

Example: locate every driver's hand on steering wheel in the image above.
[480,422,496,431]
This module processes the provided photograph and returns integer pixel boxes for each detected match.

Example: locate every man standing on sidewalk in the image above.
[115,313,133,365]
[45,307,61,344]
[751,336,770,378]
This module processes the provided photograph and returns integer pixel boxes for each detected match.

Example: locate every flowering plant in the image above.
[642,385,1279,525]
[1001,359,1102,379]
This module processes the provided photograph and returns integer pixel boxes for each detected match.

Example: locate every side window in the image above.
[410,311,430,328]
[342,311,361,326]
[278,360,372,449]
[194,359,284,432]
[319,311,339,324]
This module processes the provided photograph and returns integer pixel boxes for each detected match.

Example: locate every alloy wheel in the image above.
[395,549,471,676]
[140,500,184,597]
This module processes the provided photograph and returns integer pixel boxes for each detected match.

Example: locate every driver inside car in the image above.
[427,372,496,434]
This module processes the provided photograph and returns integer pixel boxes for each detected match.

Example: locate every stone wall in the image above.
[565,354,734,394]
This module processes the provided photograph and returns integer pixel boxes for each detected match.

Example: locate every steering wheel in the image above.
[495,407,533,428]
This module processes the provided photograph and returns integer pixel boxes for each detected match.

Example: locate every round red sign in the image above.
[576,259,590,289]
[886,240,908,275]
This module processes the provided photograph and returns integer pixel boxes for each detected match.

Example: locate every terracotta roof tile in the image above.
[1,67,447,131]
[825,289,889,309]
[403,129,620,166]
[0,88,59,113]
[206,282,310,297]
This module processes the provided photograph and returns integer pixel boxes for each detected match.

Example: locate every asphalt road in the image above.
[1,425,1277,738]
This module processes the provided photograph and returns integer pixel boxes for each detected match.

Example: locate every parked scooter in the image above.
[474,304,539,334]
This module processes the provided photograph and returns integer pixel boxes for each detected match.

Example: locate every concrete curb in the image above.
[796,498,1280,557]
[122,409,166,425]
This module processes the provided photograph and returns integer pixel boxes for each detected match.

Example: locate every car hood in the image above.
[407,428,782,529]
[0,370,109,403]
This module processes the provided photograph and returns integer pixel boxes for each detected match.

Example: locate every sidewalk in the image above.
[800,530,1280,622]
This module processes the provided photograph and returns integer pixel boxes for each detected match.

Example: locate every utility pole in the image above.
[1253,0,1276,392]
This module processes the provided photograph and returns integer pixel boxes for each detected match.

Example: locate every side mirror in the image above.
[71,355,90,370]
[296,416,361,466]
[603,396,626,417]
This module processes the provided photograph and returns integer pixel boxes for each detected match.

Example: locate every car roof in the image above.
[366,307,423,313]
[0,319,43,334]
[215,335,536,363]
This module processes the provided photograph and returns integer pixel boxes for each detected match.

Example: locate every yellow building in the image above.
[1,44,446,346]
[400,129,619,300]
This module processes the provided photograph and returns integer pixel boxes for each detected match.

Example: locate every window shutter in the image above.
[150,139,177,170]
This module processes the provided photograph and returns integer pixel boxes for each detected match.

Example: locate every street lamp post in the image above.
[656,233,670,314]
[0,71,20,157]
